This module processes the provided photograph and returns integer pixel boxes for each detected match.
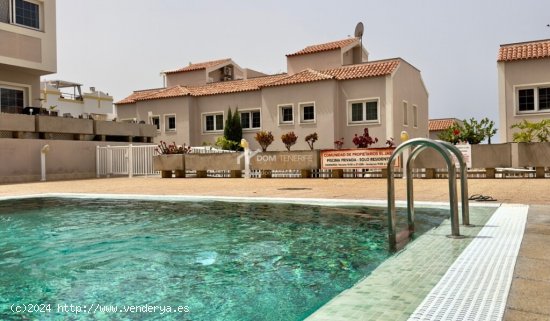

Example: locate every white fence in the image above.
[96,144,158,178]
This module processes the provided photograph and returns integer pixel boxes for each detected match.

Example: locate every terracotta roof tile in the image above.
[261,69,333,87]
[115,88,164,105]
[187,74,288,96]
[323,59,400,80]
[429,118,459,131]
[135,86,191,101]
[164,58,232,74]
[498,39,550,62]
[287,38,359,57]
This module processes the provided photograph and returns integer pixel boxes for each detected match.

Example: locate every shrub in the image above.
[352,128,378,148]
[215,136,239,150]
[305,132,318,150]
[511,119,550,142]
[157,141,191,154]
[334,138,344,150]
[438,117,497,144]
[223,107,242,150]
[281,131,298,151]
[386,137,395,147]
[255,130,274,152]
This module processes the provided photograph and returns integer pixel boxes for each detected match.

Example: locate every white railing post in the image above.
[128,144,133,178]
[96,146,101,178]
[107,145,112,178]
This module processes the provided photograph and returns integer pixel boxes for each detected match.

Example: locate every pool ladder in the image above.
[386,138,470,251]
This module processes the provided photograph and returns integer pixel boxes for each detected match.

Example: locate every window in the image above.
[278,104,294,124]
[14,0,40,29]
[517,86,550,113]
[150,115,160,131]
[413,105,418,128]
[204,113,224,132]
[0,87,24,113]
[299,103,315,123]
[348,99,379,124]
[164,115,176,132]
[241,110,261,130]
[403,101,408,126]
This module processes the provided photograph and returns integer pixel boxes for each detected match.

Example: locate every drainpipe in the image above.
[41,144,50,181]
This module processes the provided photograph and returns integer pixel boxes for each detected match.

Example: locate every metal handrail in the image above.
[386,138,467,251]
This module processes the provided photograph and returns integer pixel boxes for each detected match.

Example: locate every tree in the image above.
[222,107,243,150]
[281,132,298,151]
[255,131,274,152]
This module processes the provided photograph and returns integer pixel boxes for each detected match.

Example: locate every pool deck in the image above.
[0,177,549,320]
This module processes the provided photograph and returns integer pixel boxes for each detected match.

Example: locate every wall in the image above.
[499,59,550,142]
[287,50,342,75]
[166,70,206,87]
[0,0,57,74]
[391,60,430,143]
[336,77,387,149]
[193,91,262,147]
[261,80,337,151]
[0,138,139,184]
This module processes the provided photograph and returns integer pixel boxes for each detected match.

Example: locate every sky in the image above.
[50,0,550,133]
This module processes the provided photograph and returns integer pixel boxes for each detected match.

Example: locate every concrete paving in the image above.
[0,177,549,320]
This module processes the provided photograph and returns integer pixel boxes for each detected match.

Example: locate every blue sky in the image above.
[51,0,550,133]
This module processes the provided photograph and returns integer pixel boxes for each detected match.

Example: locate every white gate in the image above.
[96,144,158,178]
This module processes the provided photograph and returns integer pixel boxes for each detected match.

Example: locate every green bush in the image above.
[438,117,497,144]
[511,119,550,142]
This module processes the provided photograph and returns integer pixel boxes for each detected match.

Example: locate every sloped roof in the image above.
[164,58,232,74]
[116,88,164,105]
[324,59,400,80]
[187,74,288,96]
[428,118,460,131]
[135,86,191,101]
[498,39,550,62]
[261,69,333,87]
[287,38,359,57]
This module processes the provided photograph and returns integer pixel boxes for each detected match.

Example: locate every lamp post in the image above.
[240,139,250,179]
[400,131,410,179]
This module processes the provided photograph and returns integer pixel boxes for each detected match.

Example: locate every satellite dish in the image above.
[354,22,364,38]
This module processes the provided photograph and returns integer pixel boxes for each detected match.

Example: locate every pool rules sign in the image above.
[320,148,399,169]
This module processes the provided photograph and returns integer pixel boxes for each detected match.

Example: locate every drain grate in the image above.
[408,204,528,321]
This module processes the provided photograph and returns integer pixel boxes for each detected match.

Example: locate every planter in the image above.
[36,116,93,134]
[153,154,185,178]
[184,153,244,171]
[250,150,320,171]
[0,113,35,132]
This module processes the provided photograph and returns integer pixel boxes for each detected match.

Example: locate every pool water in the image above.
[0,198,446,321]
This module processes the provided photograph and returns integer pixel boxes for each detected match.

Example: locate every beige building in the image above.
[498,39,550,142]
[0,0,56,113]
[117,37,429,151]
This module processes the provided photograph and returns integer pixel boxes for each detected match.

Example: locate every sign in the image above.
[452,144,472,168]
[320,148,398,169]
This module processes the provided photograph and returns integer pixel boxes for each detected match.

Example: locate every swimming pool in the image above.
[0,197,448,321]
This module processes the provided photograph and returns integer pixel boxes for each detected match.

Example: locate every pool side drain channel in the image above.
[408,204,528,321]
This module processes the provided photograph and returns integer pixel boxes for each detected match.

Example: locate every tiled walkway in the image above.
[306,207,498,321]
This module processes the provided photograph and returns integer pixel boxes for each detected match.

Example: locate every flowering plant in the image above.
[305,132,318,150]
[352,128,378,148]
[334,138,344,150]
[157,141,191,154]
[281,131,298,151]
[255,130,274,152]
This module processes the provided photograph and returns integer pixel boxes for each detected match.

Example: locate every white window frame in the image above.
[412,105,418,128]
[0,83,28,112]
[202,111,224,133]
[149,115,161,132]
[164,114,176,132]
[402,101,408,126]
[239,108,261,131]
[278,103,294,125]
[299,101,316,124]
[10,0,43,31]
[514,83,550,115]
[346,97,380,126]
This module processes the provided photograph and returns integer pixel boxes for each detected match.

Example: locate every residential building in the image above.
[0,0,56,113]
[498,39,550,142]
[428,118,463,140]
[116,37,429,151]
[41,80,115,120]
